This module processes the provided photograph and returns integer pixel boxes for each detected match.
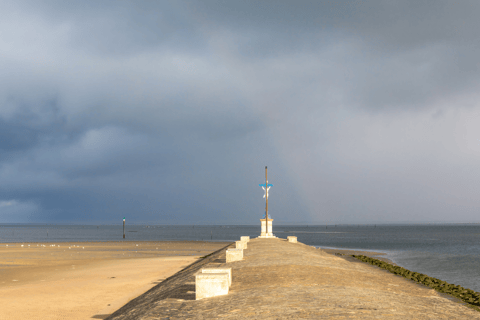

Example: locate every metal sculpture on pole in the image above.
[259,166,273,236]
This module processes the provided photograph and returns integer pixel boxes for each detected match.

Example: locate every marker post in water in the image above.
[123,217,125,239]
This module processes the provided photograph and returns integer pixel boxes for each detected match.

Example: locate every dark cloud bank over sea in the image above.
[1,0,480,224]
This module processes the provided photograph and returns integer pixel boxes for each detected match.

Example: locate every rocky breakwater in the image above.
[352,254,480,311]
[106,239,480,319]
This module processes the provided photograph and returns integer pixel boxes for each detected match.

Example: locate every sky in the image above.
[1,0,480,225]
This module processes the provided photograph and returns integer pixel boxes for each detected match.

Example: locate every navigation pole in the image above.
[265,166,268,227]
[259,166,274,237]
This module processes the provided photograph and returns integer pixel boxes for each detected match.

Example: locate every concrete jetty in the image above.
[106,238,480,319]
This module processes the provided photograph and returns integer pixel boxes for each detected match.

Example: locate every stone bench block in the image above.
[240,236,250,242]
[226,248,243,262]
[287,236,297,243]
[202,267,232,286]
[236,240,247,249]
[195,273,229,300]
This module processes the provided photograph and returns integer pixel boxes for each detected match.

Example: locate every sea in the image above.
[1,224,479,292]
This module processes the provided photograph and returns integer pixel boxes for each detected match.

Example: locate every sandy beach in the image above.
[0,241,230,320]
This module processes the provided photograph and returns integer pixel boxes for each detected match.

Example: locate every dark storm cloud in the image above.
[0,97,76,167]
[185,0,480,112]
[187,0,480,51]
[1,0,480,224]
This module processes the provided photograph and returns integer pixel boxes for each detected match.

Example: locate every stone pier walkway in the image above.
[107,238,480,319]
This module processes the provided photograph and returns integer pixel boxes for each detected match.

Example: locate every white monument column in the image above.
[260,218,274,237]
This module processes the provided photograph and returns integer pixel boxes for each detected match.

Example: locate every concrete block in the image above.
[240,236,250,242]
[259,218,275,238]
[195,273,229,300]
[202,267,232,286]
[226,248,243,262]
[236,240,247,249]
[287,236,297,243]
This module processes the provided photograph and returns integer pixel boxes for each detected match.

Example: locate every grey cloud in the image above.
[5,0,480,114]
[187,0,480,49]
[185,0,480,112]
[1,0,480,224]
[0,98,69,154]
[8,0,205,57]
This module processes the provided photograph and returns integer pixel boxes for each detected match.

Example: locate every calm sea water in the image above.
[1,224,479,292]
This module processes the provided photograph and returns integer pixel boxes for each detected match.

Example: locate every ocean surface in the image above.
[1,224,479,292]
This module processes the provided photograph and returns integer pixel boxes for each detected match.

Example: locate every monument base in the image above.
[258,234,277,238]
[258,218,276,238]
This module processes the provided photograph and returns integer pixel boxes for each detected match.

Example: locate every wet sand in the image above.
[0,241,230,320]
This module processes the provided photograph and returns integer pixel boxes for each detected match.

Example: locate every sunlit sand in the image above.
[0,241,230,320]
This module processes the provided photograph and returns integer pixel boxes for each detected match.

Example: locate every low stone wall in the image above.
[236,241,247,249]
[195,273,229,300]
[226,248,243,262]
[287,236,297,243]
[202,267,232,286]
